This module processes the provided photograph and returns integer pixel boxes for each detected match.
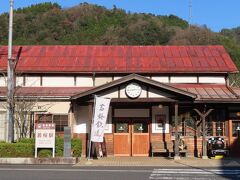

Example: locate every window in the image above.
[172,110,198,137]
[206,109,226,137]
[232,121,240,137]
[35,114,68,132]
[171,108,227,137]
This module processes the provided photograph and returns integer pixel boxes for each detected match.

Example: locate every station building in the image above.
[0,45,240,157]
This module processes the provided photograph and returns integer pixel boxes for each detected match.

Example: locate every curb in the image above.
[0,157,79,164]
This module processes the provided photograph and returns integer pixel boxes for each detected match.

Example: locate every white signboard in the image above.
[91,97,111,142]
[35,123,55,158]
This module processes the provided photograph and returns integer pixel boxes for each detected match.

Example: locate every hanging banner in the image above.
[91,96,111,142]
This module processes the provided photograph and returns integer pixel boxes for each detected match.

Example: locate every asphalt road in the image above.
[0,165,239,180]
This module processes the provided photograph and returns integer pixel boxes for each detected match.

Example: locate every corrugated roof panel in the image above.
[196,88,211,99]
[204,88,220,98]
[166,58,176,68]
[222,54,237,70]
[191,57,201,68]
[163,47,173,58]
[131,46,140,57]
[215,56,226,67]
[170,46,180,58]
[182,57,192,67]
[173,57,184,68]
[147,46,157,57]
[173,84,238,100]
[209,46,221,57]
[154,46,165,58]
[186,46,197,57]
[0,45,238,73]
[179,46,189,57]
[221,87,236,98]
[214,88,229,98]
[195,46,205,57]
[197,57,209,68]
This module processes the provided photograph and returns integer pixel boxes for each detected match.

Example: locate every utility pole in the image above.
[7,0,15,142]
[188,0,192,29]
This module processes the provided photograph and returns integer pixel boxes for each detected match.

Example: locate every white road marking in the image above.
[149,168,240,179]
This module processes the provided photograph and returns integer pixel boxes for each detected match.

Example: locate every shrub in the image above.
[71,138,82,157]
[38,148,52,158]
[18,138,35,144]
[0,143,34,157]
[0,137,82,157]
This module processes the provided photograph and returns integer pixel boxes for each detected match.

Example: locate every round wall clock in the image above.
[125,83,142,99]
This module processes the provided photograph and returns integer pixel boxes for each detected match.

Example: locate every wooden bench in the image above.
[151,141,174,157]
[151,141,188,157]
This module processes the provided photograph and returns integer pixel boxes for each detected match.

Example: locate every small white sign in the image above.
[35,123,55,157]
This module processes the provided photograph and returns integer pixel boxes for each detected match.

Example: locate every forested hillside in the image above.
[0,2,240,74]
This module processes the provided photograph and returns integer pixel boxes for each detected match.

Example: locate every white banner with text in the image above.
[91,96,111,142]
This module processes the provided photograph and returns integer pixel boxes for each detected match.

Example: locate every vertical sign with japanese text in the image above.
[35,123,55,157]
[91,97,111,142]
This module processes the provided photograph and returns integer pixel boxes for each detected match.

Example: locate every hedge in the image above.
[0,143,34,157]
[0,137,82,158]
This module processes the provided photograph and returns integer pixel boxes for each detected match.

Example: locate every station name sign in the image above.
[35,123,56,157]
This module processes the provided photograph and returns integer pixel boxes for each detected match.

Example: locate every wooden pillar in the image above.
[229,120,232,148]
[174,102,180,160]
[194,107,213,159]
[202,114,207,158]
[88,103,93,158]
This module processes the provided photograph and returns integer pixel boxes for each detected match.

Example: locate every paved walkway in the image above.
[75,157,240,167]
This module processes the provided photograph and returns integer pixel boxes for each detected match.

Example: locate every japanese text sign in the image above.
[91,97,111,142]
[35,123,55,148]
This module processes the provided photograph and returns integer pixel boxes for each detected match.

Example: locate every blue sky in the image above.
[0,0,239,32]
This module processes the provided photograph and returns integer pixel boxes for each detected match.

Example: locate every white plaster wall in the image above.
[100,88,118,98]
[148,87,165,98]
[199,76,225,84]
[16,76,24,87]
[114,109,149,117]
[120,85,127,98]
[74,106,89,134]
[74,105,112,134]
[42,77,75,87]
[95,77,112,86]
[25,76,41,87]
[0,76,6,86]
[152,106,169,133]
[0,112,6,141]
[152,76,169,83]
[104,106,112,134]
[36,102,70,114]
[76,77,93,87]
[113,76,122,80]
[139,86,147,98]
[170,76,197,83]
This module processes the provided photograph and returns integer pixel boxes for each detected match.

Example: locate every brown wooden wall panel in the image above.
[104,134,114,156]
[150,133,171,143]
[132,134,149,156]
[114,134,131,156]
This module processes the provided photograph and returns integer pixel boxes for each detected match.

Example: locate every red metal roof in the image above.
[173,84,239,100]
[0,84,239,101]
[0,45,238,73]
[0,87,91,97]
